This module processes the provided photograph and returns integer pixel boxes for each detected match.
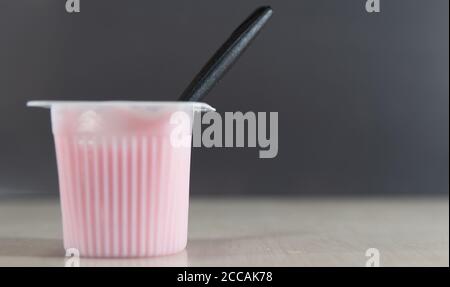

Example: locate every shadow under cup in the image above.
[28,101,214,258]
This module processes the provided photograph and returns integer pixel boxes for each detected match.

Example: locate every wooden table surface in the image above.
[0,195,448,267]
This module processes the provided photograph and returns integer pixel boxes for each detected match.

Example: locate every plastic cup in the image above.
[27,101,214,258]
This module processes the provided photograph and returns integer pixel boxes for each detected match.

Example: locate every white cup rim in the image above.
[27,100,216,112]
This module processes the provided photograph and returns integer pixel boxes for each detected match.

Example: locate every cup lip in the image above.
[27,100,216,112]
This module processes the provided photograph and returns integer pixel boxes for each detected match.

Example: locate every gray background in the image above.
[0,0,448,195]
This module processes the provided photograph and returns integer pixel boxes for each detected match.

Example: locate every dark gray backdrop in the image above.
[0,0,448,195]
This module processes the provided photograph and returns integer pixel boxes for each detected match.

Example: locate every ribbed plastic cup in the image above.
[27,101,214,258]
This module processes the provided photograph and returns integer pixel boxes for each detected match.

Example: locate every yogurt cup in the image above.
[28,101,214,258]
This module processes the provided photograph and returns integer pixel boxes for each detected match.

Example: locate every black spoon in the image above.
[178,6,273,102]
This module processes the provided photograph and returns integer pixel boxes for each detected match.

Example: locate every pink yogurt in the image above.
[28,101,214,258]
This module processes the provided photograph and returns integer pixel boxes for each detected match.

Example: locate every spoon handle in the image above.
[178,6,273,102]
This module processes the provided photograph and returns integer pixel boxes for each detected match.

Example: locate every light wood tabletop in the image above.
[0,195,448,267]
